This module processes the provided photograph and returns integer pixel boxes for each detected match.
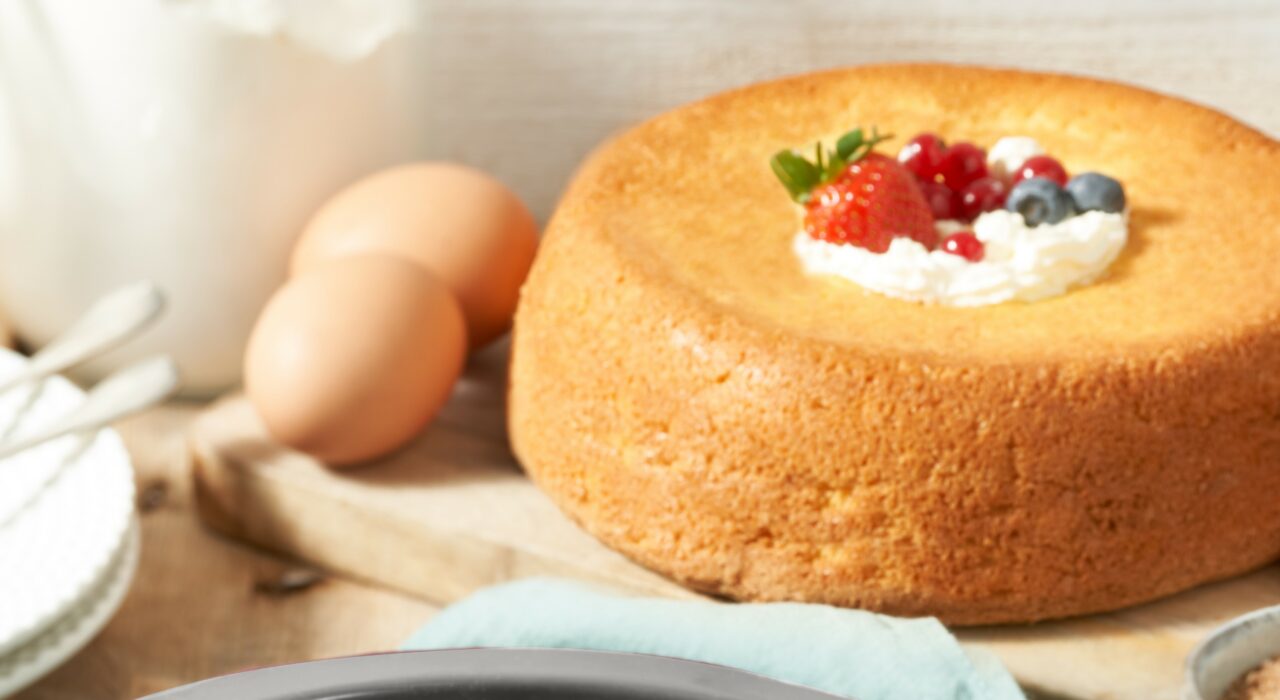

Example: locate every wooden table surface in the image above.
[13,2,1280,697]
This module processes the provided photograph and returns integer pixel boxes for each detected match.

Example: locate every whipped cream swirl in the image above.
[793,209,1128,306]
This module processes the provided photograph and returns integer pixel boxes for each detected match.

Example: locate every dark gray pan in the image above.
[143,648,848,699]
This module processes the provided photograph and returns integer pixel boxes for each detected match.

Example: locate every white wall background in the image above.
[415,0,1280,220]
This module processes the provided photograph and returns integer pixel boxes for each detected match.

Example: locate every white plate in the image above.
[0,515,139,697]
[0,348,136,657]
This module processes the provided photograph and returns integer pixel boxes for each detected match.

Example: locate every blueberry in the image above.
[1066,172,1126,214]
[1006,177,1075,226]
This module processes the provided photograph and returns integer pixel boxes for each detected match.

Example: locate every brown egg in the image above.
[291,162,539,350]
[245,254,466,466]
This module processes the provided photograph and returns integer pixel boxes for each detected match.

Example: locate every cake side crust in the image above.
[510,65,1280,624]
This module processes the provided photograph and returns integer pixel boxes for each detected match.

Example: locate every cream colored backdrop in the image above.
[416,0,1279,221]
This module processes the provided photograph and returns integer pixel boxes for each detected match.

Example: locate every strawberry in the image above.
[772,127,938,252]
[803,154,939,252]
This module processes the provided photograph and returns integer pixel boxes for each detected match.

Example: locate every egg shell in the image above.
[245,254,466,466]
[291,162,539,350]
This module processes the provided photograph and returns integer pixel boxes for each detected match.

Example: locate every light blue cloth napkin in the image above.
[403,578,1024,700]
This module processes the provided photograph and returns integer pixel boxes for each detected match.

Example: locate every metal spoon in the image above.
[0,355,180,461]
[0,281,166,397]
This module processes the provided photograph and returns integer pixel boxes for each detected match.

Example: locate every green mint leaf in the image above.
[824,148,847,182]
[771,126,894,203]
[835,128,864,160]
[770,150,821,203]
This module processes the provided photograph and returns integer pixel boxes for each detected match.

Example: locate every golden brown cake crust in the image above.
[508,64,1280,624]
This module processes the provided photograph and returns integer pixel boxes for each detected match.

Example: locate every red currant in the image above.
[959,177,1008,221]
[939,142,988,192]
[942,231,984,262]
[898,133,947,182]
[1014,155,1068,186]
[916,180,960,221]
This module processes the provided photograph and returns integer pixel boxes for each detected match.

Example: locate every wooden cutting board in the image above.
[189,345,1280,700]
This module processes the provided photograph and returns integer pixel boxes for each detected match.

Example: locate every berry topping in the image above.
[898,133,947,182]
[959,177,1009,221]
[987,136,1045,181]
[772,127,938,252]
[1013,155,1068,186]
[804,154,938,252]
[942,231,984,262]
[1007,177,1076,226]
[939,142,988,191]
[1066,172,1126,214]
[917,180,961,221]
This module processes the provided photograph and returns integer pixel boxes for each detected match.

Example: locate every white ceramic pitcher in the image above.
[0,0,433,394]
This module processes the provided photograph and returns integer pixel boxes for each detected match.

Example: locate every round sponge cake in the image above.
[508,64,1280,624]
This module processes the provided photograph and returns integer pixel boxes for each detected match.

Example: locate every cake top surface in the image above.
[563,64,1280,363]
